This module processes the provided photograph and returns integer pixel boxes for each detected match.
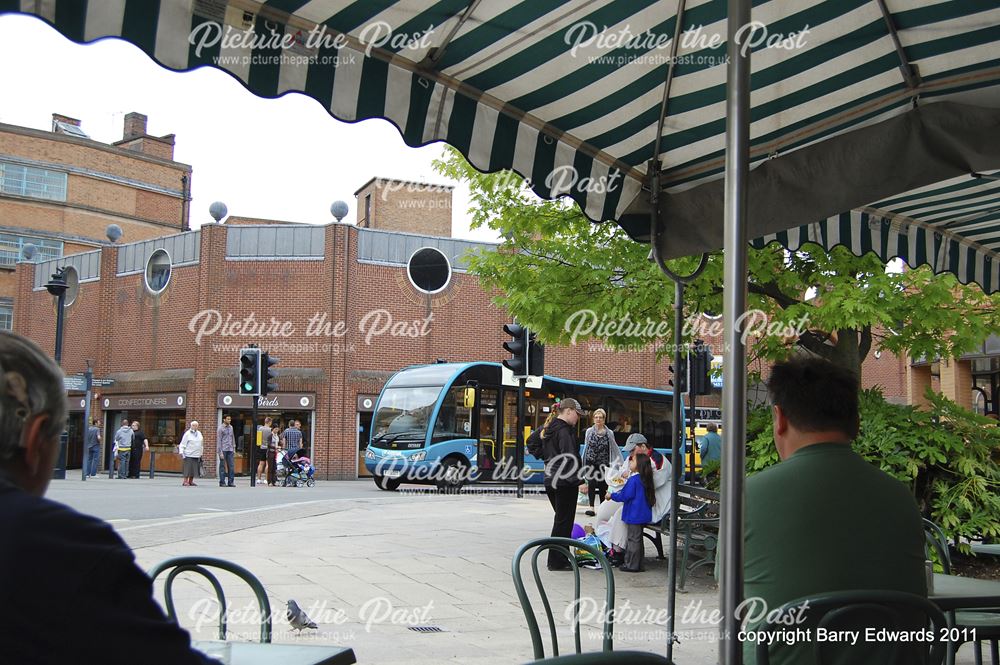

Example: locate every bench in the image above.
[643,484,720,589]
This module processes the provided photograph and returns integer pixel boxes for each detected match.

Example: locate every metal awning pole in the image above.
[720,0,751,663]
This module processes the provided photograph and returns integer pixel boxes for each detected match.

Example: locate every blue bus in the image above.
[364,361,687,491]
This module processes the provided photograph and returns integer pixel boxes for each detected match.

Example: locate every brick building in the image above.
[16,170,984,480]
[13,177,710,480]
[0,112,191,329]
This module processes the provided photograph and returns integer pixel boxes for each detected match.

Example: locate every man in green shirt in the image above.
[743,357,926,664]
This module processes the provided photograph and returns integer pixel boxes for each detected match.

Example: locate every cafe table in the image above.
[931,573,1000,607]
[972,544,1000,557]
[194,641,356,665]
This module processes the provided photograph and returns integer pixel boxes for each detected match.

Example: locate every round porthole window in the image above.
[145,249,172,294]
[407,247,451,294]
[63,266,80,307]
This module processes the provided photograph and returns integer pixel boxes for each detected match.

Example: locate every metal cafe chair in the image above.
[512,537,615,660]
[522,651,670,664]
[755,590,947,665]
[149,555,273,643]
[923,519,1000,665]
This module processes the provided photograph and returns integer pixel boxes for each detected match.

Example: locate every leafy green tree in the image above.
[435,148,1000,378]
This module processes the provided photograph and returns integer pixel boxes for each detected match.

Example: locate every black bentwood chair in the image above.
[924,518,1000,665]
[523,651,670,664]
[755,590,947,665]
[512,537,615,660]
[149,555,273,643]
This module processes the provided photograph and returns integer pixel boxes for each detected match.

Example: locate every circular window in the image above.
[63,266,80,307]
[145,249,172,294]
[407,247,451,294]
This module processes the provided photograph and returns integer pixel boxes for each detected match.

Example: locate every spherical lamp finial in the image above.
[105,224,123,243]
[330,200,349,223]
[209,201,228,223]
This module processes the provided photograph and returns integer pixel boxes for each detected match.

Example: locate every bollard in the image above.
[149,451,156,479]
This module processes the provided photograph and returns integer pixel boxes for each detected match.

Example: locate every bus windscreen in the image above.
[371,386,440,449]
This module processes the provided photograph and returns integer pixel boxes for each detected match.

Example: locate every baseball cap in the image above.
[556,397,587,415]
[622,433,648,453]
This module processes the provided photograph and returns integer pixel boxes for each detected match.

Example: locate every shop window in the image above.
[145,249,171,294]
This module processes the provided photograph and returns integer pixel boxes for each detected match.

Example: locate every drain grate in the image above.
[409,626,445,633]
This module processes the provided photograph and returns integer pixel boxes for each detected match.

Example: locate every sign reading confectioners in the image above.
[102,393,186,410]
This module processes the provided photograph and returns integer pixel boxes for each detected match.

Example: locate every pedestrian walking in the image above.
[256,417,272,484]
[128,421,148,478]
[178,421,203,487]
[217,414,236,487]
[84,418,101,477]
[113,419,133,479]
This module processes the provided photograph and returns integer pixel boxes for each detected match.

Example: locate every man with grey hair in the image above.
[0,332,214,664]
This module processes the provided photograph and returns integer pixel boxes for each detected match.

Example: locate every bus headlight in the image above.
[365,449,375,461]
[409,451,426,462]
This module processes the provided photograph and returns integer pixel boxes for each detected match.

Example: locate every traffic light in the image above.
[239,347,261,396]
[690,340,713,396]
[261,352,280,396]
[668,355,688,393]
[528,333,545,377]
[502,323,528,376]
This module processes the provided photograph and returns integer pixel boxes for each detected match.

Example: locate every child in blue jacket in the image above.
[608,452,656,572]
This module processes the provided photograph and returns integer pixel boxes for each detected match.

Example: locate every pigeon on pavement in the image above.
[286,599,318,631]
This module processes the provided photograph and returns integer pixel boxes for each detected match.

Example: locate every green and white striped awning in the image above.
[5,0,999,291]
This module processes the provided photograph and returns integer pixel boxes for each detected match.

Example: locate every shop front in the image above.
[216,392,316,476]
[102,393,187,474]
[66,395,87,470]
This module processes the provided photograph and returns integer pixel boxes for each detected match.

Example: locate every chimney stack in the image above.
[122,112,148,140]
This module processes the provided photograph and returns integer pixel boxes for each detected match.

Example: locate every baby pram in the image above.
[278,450,316,487]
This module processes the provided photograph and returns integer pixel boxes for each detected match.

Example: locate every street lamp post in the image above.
[46,267,69,480]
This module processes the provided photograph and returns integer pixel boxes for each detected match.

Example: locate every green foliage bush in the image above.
[746,388,1000,549]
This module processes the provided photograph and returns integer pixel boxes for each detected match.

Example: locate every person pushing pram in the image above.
[277,446,316,487]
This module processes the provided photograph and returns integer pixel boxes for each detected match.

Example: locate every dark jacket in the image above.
[0,474,215,665]
[542,417,581,489]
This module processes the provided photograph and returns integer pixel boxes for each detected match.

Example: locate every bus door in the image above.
[477,388,499,478]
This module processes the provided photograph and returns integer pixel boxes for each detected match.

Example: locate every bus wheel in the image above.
[373,475,386,489]
[384,477,402,491]
[436,457,466,493]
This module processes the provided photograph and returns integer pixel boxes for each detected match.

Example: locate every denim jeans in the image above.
[219,450,235,486]
[117,450,130,478]
[86,447,100,476]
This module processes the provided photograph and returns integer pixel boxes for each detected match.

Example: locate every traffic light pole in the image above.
[516,377,525,499]
[250,394,259,488]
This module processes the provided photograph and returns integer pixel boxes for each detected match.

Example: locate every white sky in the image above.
[0,14,499,242]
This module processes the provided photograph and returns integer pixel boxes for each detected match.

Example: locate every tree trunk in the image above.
[827,329,863,381]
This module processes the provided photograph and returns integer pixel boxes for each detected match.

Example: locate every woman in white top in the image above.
[580,408,624,517]
[178,421,204,487]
